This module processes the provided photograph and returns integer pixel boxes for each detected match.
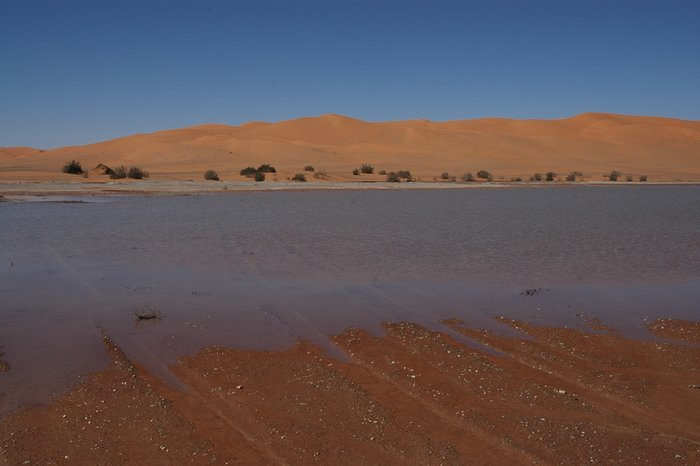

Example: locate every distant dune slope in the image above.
[1,113,699,181]
[0,147,42,158]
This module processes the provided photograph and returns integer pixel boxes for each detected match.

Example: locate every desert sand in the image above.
[2,113,700,184]
[1,318,698,464]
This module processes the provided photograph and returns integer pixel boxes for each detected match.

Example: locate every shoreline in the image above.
[2,179,700,198]
[1,317,698,464]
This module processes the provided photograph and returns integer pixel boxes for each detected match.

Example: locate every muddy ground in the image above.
[1,318,698,465]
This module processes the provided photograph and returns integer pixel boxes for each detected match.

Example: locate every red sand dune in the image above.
[0,147,42,159]
[1,113,699,181]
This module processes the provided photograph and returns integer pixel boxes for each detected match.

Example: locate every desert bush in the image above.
[396,170,413,181]
[440,172,450,180]
[62,160,85,175]
[94,163,114,176]
[254,171,265,182]
[386,171,401,182]
[545,171,557,181]
[510,177,523,182]
[476,170,493,181]
[257,164,276,173]
[608,170,622,181]
[204,170,219,181]
[304,165,315,172]
[530,173,543,182]
[565,172,576,182]
[313,169,328,179]
[291,173,307,182]
[378,169,387,175]
[109,165,127,179]
[127,166,149,179]
[352,168,360,175]
[639,175,648,182]
[462,172,475,182]
[626,175,633,182]
[360,164,374,174]
[240,166,258,177]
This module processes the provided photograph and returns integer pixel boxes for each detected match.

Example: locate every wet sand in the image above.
[1,318,698,465]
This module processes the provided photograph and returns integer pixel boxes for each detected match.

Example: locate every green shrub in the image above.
[291,173,307,182]
[386,172,400,182]
[545,171,557,181]
[462,172,475,182]
[127,166,149,179]
[608,170,622,181]
[440,172,450,180]
[396,170,413,181]
[360,164,374,174]
[304,165,315,172]
[110,165,127,179]
[240,166,258,177]
[62,160,85,175]
[530,173,543,182]
[476,170,493,181]
[257,164,276,173]
[565,172,576,182]
[204,170,219,181]
[254,171,265,182]
[352,168,360,175]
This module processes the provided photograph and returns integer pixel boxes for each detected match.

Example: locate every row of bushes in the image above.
[203,166,308,182]
[107,165,149,179]
[65,159,649,184]
[62,160,149,179]
[527,170,647,182]
[442,170,648,183]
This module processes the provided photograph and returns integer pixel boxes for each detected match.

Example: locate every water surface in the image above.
[1,186,699,414]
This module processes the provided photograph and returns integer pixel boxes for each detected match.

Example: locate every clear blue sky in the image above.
[2,0,699,148]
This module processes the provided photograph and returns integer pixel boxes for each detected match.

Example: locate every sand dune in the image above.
[0,146,42,159]
[1,113,699,182]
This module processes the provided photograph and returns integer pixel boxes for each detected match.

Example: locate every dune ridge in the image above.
[1,113,699,181]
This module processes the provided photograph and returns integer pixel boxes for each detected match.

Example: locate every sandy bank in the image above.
[2,179,698,198]
[1,318,698,464]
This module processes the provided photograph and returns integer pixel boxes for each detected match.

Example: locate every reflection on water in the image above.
[1,186,699,414]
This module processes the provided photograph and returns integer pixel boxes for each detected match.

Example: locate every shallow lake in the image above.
[1,185,699,414]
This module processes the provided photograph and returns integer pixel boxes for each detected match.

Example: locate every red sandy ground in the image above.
[1,318,698,465]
